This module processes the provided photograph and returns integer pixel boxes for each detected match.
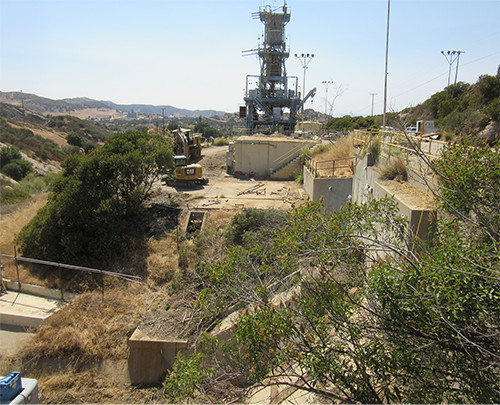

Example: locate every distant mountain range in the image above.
[0,91,227,118]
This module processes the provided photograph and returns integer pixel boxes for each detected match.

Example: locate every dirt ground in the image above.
[155,144,307,210]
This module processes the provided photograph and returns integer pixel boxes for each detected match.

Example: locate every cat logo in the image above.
[185,167,195,175]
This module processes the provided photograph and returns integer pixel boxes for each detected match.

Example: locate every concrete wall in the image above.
[128,328,189,385]
[303,166,353,212]
[4,279,78,301]
[232,136,315,176]
[351,155,379,204]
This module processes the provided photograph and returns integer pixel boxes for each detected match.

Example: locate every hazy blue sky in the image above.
[1,0,499,116]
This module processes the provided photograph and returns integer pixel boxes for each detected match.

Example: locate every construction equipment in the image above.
[172,128,202,162]
[172,155,208,188]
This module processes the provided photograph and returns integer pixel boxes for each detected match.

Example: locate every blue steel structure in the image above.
[241,2,301,135]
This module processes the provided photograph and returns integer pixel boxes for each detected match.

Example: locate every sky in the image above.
[1,0,499,116]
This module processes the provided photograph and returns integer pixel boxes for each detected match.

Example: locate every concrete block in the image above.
[374,180,436,244]
[127,327,189,385]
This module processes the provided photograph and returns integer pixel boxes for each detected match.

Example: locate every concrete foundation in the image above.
[127,327,189,385]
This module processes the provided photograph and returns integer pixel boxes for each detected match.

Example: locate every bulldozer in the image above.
[171,155,208,188]
[172,127,202,162]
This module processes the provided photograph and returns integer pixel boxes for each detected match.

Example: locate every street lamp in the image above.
[322,80,333,117]
[295,53,314,130]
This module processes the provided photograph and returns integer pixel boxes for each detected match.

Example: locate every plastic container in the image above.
[0,372,23,403]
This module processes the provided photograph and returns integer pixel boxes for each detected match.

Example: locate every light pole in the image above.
[441,50,458,87]
[382,0,390,130]
[295,53,314,130]
[322,80,333,117]
[369,93,377,116]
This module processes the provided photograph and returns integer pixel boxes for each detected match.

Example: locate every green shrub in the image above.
[0,145,22,167]
[1,159,33,181]
[212,137,231,146]
[0,186,30,205]
[17,173,58,194]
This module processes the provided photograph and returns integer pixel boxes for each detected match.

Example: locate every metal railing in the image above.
[305,155,354,178]
[352,129,449,161]
[0,251,141,301]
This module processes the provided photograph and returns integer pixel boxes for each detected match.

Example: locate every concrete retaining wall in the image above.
[5,280,78,301]
[303,166,352,212]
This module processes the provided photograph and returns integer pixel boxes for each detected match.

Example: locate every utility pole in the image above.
[322,80,333,117]
[441,50,458,87]
[295,53,314,130]
[161,108,165,135]
[369,93,377,116]
[382,0,390,131]
[454,50,464,85]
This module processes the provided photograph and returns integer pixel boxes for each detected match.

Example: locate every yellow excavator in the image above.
[172,155,208,188]
[172,128,202,162]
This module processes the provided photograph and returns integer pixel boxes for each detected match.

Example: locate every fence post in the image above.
[100,270,105,300]
[58,264,64,301]
[14,246,21,292]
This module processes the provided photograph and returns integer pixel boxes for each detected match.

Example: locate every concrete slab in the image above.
[0,290,65,328]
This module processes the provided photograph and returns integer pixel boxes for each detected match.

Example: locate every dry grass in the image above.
[146,234,178,285]
[39,369,166,404]
[18,287,148,370]
[310,136,354,177]
[379,157,408,181]
[0,193,51,285]
[313,135,353,161]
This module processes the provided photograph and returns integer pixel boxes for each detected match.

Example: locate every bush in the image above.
[1,159,33,181]
[0,186,30,205]
[226,208,287,248]
[379,157,407,181]
[16,131,174,265]
[0,145,22,166]
[212,137,231,146]
[17,173,58,194]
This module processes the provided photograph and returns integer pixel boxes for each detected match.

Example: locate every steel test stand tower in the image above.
[241,2,301,135]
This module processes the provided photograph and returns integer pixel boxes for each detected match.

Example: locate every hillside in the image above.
[0,91,227,120]
[0,103,114,170]
[400,69,499,141]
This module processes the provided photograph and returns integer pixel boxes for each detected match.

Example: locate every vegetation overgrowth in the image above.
[16,131,175,267]
[0,118,65,161]
[163,135,499,403]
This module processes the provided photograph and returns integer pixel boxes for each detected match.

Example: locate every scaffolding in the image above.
[241,2,301,135]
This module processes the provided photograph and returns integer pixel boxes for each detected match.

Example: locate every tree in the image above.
[17,131,174,265]
[66,132,85,148]
[168,135,499,403]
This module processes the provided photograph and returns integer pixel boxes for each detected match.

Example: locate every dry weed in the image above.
[379,157,408,181]
[0,194,51,285]
[314,135,353,161]
[19,286,148,369]
[146,235,178,284]
[39,369,166,404]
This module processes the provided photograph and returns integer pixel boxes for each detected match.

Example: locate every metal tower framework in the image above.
[242,2,301,135]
